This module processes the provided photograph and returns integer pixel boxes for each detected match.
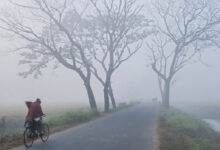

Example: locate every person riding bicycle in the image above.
[24,98,45,137]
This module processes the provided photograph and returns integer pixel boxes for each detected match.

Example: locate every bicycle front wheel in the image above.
[23,128,34,148]
[41,123,49,142]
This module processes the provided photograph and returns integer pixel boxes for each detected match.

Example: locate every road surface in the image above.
[11,102,158,150]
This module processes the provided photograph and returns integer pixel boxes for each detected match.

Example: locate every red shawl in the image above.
[25,101,44,123]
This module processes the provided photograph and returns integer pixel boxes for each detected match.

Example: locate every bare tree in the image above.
[0,0,98,110]
[88,0,150,112]
[147,0,220,108]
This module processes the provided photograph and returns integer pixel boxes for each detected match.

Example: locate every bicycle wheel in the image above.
[41,123,49,142]
[23,128,34,148]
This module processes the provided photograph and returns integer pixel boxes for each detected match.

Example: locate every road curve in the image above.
[11,102,158,150]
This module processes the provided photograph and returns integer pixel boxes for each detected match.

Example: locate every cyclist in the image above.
[24,98,45,137]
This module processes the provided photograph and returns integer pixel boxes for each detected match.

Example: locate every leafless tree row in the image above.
[0,0,149,111]
[0,0,219,110]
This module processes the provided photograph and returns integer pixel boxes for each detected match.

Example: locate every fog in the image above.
[0,0,219,111]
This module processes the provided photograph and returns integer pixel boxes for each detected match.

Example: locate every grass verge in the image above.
[0,102,138,150]
[45,110,100,133]
[0,110,100,150]
[158,107,220,150]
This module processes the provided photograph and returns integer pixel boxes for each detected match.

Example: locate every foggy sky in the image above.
[0,0,219,109]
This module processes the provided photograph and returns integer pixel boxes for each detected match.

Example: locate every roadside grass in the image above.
[0,110,100,150]
[0,101,138,150]
[158,107,220,150]
[0,130,23,150]
[45,110,100,132]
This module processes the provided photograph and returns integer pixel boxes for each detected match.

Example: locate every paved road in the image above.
[11,102,158,150]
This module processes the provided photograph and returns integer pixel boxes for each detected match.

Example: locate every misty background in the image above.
[0,0,219,114]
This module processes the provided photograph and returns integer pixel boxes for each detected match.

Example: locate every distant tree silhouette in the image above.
[147,0,220,108]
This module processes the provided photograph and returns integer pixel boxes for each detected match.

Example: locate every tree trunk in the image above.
[104,84,110,112]
[104,71,113,112]
[84,80,97,111]
[109,85,116,109]
[162,80,170,109]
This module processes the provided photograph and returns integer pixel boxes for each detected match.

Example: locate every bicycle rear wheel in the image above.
[23,128,34,148]
[41,123,49,142]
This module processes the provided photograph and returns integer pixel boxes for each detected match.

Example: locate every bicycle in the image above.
[23,118,49,148]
